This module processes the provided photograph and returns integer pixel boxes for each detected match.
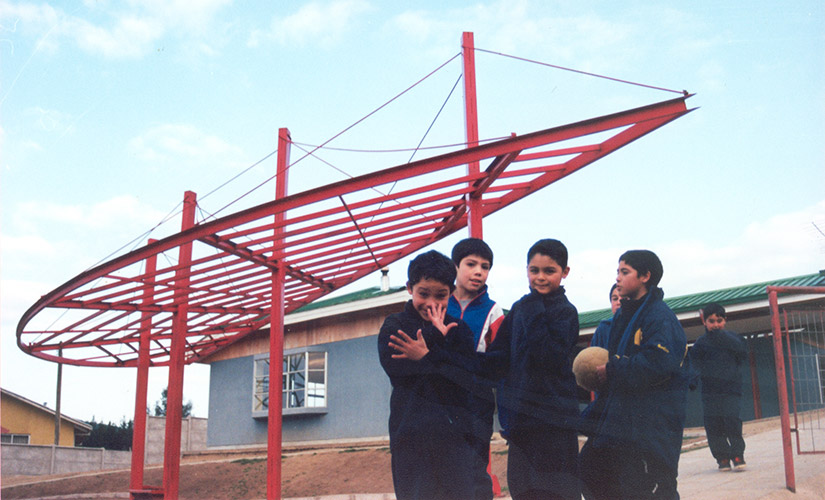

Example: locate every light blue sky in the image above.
[2,1,823,423]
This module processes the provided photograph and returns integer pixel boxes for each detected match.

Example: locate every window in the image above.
[253,350,327,417]
[1,433,31,444]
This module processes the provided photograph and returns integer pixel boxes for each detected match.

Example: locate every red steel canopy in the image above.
[17,95,693,368]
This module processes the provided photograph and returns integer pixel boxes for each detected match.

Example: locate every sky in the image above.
[2,0,823,424]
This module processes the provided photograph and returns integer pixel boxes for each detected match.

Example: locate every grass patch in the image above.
[232,457,266,465]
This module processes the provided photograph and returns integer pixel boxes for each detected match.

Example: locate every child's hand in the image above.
[427,303,457,337]
[389,329,429,361]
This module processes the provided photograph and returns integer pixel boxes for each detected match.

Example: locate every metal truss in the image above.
[17,95,693,369]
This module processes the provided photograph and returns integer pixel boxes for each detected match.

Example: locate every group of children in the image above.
[378,238,726,500]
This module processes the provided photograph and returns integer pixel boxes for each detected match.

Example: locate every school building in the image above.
[203,270,825,449]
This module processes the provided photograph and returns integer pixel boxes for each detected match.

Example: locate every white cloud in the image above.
[128,123,243,167]
[248,0,371,48]
[634,201,824,302]
[489,200,825,312]
[12,194,168,232]
[0,0,230,59]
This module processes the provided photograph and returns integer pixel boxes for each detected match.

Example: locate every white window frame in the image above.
[1,433,31,445]
[253,348,328,418]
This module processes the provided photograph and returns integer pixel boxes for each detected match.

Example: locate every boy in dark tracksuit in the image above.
[378,250,479,500]
[579,250,690,500]
[447,238,505,500]
[689,302,747,471]
[483,239,581,500]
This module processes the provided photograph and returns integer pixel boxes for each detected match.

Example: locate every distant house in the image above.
[203,271,825,449]
[1,388,92,446]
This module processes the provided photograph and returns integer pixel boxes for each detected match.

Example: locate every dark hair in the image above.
[451,238,494,267]
[702,302,726,319]
[609,283,618,300]
[619,249,663,289]
[527,239,568,268]
[407,250,457,290]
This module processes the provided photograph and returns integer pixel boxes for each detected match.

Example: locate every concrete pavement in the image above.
[288,424,824,500]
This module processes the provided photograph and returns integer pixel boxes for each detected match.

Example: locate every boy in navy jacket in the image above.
[690,302,747,471]
[378,250,479,500]
[483,239,581,500]
[447,238,505,499]
[579,250,690,500]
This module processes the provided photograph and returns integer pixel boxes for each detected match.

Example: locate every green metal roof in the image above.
[578,271,825,329]
[290,285,407,313]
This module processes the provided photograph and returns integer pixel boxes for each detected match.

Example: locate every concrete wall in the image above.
[208,335,392,447]
[1,444,131,476]
[1,415,207,476]
[143,415,208,465]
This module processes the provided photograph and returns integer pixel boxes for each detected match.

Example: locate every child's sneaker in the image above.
[717,459,732,471]
[732,456,746,471]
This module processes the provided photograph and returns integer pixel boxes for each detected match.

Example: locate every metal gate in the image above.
[767,285,825,492]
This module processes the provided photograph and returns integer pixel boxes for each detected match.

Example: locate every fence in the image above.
[1,416,207,477]
[1,443,131,476]
[767,285,825,493]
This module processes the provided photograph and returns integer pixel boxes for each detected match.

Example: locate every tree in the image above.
[152,387,193,417]
[80,418,133,450]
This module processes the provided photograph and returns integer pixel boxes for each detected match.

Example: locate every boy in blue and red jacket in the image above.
[448,238,505,499]
[579,249,690,500]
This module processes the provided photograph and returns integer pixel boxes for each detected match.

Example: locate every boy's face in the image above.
[616,260,650,300]
[527,253,569,295]
[407,278,452,321]
[703,313,726,332]
[610,288,621,313]
[455,254,491,297]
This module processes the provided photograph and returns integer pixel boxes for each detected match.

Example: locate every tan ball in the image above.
[572,346,609,392]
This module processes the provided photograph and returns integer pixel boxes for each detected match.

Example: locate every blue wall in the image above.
[209,333,818,447]
[207,335,392,447]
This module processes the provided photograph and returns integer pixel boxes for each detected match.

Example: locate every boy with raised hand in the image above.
[579,250,690,500]
[377,249,479,500]
[483,238,581,500]
[448,238,505,499]
[690,302,747,472]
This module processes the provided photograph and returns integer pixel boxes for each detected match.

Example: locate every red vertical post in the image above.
[462,31,483,238]
[130,239,158,496]
[767,287,795,492]
[163,192,196,500]
[267,128,290,500]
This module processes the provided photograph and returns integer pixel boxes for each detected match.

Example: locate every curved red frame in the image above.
[17,95,692,369]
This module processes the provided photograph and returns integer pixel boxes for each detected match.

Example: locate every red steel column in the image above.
[767,287,795,492]
[462,31,483,238]
[267,128,290,500]
[164,192,196,500]
[130,239,158,496]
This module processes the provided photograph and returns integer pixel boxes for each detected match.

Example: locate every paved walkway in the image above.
[288,425,825,500]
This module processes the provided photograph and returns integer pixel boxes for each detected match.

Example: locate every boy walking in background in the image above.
[690,302,747,472]
[377,250,479,500]
[448,238,505,499]
[483,239,581,500]
[579,250,690,500]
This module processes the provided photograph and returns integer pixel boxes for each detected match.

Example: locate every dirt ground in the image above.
[1,419,780,500]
